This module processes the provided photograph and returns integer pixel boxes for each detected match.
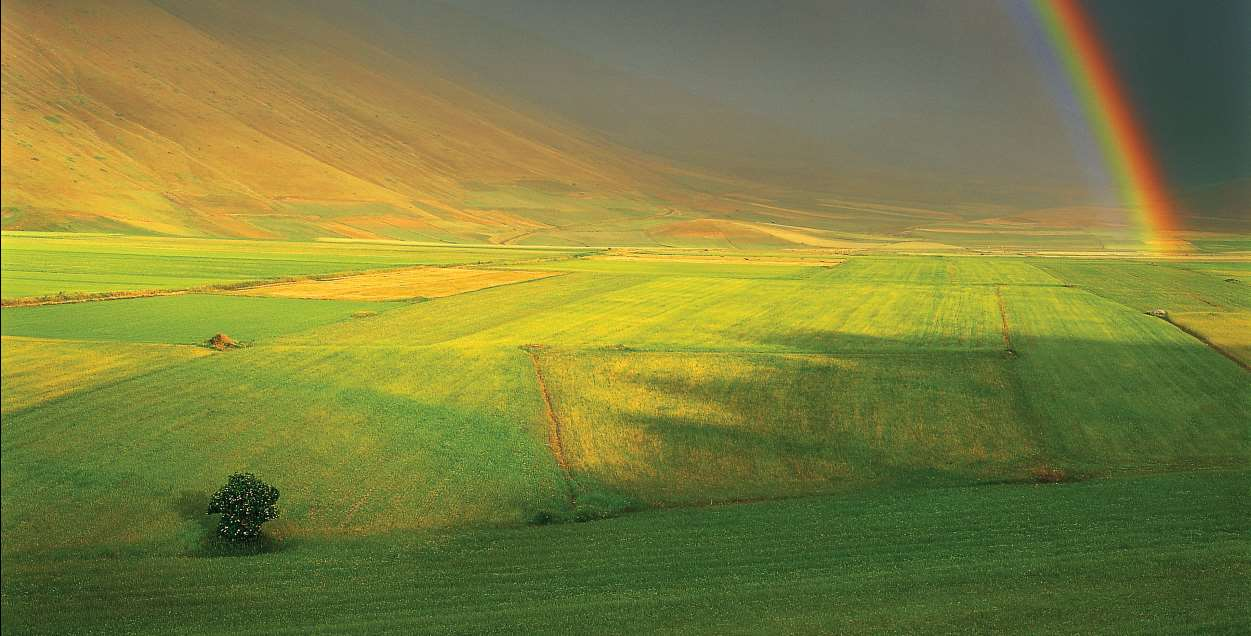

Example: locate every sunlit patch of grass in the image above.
[232,266,558,301]
[0,336,210,411]
[541,350,1035,505]
[1168,311,1251,367]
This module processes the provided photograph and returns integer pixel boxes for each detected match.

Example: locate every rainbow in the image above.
[1031,0,1181,248]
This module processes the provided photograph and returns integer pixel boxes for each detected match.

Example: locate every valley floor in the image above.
[2,232,1249,634]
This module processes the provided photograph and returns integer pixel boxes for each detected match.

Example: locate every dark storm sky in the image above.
[427,0,1249,209]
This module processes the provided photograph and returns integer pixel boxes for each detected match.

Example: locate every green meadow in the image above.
[1,233,1248,634]
[0,232,583,300]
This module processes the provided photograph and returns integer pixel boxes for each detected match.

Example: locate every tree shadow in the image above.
[175,489,289,558]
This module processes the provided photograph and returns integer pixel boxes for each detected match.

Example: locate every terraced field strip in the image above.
[230,266,561,301]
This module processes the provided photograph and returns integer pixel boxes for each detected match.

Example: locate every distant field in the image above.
[1029,258,1251,312]
[0,294,398,344]
[0,232,583,299]
[1172,260,1251,283]
[286,269,1004,353]
[233,266,558,301]
[589,252,845,266]
[499,256,828,279]
[2,245,1248,634]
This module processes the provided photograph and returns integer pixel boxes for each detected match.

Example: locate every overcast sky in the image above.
[431,0,1248,206]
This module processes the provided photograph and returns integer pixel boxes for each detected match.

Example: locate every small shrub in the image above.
[207,473,279,542]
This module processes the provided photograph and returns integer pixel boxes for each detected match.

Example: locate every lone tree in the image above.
[207,473,279,542]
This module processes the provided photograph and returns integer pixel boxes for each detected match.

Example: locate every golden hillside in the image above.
[1,0,759,242]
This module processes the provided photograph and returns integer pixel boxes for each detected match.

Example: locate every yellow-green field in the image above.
[1,233,1248,634]
[0,232,585,301]
[232,266,558,301]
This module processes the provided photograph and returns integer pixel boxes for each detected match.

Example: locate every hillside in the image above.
[0,0,776,243]
[4,1,1246,249]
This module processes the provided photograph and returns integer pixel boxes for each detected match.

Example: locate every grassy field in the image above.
[2,470,1246,634]
[0,294,399,345]
[1,337,210,412]
[234,266,558,301]
[542,350,1032,505]
[1169,311,1251,367]
[2,238,1248,633]
[0,232,584,300]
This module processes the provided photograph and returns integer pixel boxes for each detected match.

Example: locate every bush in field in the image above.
[207,473,280,542]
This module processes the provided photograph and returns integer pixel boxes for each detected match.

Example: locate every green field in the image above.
[3,470,1246,634]
[1,234,1248,634]
[0,294,400,344]
[0,232,584,300]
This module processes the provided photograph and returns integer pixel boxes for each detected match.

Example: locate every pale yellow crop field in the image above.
[1169,311,1251,367]
[232,267,559,301]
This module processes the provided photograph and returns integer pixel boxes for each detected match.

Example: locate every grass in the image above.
[2,247,1248,633]
[542,350,1033,505]
[0,232,584,299]
[285,270,1004,353]
[2,470,1246,634]
[1000,285,1249,470]
[500,256,827,279]
[827,256,1061,286]
[0,337,210,412]
[0,294,399,345]
[1029,258,1251,312]
[1168,311,1251,367]
[233,266,558,301]
[1,344,568,555]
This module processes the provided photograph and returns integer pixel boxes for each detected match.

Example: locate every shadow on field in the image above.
[175,490,291,558]
[545,331,1250,506]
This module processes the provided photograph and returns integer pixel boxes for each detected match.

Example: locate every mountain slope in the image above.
[5,1,1242,247]
[1,0,761,242]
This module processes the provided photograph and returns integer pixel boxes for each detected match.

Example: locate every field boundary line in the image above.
[1159,316,1249,372]
[995,285,1015,354]
[523,346,578,507]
